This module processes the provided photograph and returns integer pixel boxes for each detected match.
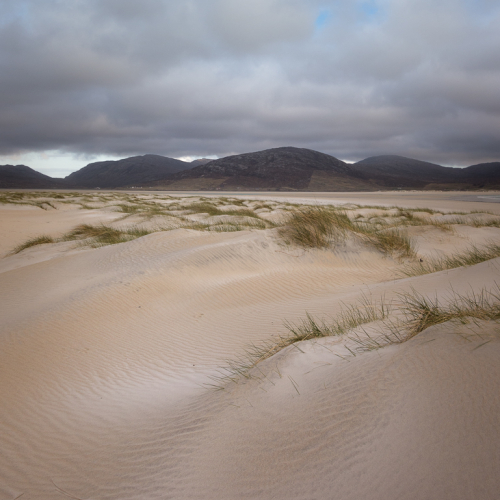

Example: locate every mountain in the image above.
[351,155,457,188]
[459,162,500,188]
[165,147,374,191]
[0,165,68,189]
[190,158,213,167]
[65,154,191,188]
[2,151,499,191]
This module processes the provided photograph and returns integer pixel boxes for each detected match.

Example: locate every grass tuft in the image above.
[213,285,500,387]
[347,286,500,352]
[12,235,55,254]
[367,229,416,258]
[210,296,390,386]
[62,224,151,247]
[402,287,500,334]
[278,206,415,257]
[278,206,353,248]
[401,243,500,277]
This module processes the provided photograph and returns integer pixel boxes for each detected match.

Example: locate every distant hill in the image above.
[351,155,457,188]
[190,158,214,167]
[0,165,68,189]
[164,147,374,191]
[65,154,191,188]
[459,162,500,188]
[1,150,499,191]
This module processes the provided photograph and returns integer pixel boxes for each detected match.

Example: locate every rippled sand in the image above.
[1,191,499,500]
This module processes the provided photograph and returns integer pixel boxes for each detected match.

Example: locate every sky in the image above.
[0,0,499,177]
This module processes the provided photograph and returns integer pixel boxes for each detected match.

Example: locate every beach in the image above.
[1,190,499,500]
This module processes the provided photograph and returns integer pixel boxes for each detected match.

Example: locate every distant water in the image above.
[478,196,500,202]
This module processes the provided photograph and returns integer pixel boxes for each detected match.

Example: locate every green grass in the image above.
[8,196,273,254]
[357,287,500,349]
[366,229,415,257]
[114,202,169,218]
[221,208,261,218]
[11,223,156,253]
[62,224,152,247]
[182,201,222,215]
[278,206,416,257]
[401,243,500,277]
[278,206,353,248]
[79,203,102,210]
[180,201,260,219]
[401,287,500,333]
[0,192,58,210]
[213,285,500,387]
[4,195,495,267]
[210,296,390,386]
[208,220,268,232]
[12,235,55,254]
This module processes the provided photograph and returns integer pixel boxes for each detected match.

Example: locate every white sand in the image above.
[1,191,499,499]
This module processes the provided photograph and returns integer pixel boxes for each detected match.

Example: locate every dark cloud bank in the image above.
[1,0,499,168]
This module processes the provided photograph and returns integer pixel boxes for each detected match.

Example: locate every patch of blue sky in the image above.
[358,1,385,24]
[314,2,385,34]
[0,1,31,29]
[315,9,333,31]
[461,0,500,25]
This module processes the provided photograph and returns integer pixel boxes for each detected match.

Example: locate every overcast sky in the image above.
[0,0,499,176]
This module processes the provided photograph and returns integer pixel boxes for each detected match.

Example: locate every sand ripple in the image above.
[1,209,499,498]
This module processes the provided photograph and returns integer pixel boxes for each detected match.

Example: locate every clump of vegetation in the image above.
[5,194,496,268]
[354,287,500,351]
[0,192,58,210]
[367,229,415,257]
[278,206,356,248]
[7,194,276,254]
[181,201,261,219]
[278,206,415,257]
[210,296,390,386]
[12,235,55,254]
[213,286,500,387]
[114,202,169,218]
[285,298,391,343]
[208,219,268,232]
[398,288,500,338]
[182,201,225,216]
[62,224,151,247]
[11,223,156,253]
[401,243,500,277]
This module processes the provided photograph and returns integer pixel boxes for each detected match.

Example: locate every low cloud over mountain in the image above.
[1,1,499,175]
[2,148,499,190]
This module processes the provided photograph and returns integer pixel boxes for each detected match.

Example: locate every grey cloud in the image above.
[0,0,499,168]
[204,0,313,51]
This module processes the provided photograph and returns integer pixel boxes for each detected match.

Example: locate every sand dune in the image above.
[1,191,499,499]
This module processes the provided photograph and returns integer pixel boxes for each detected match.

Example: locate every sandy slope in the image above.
[1,193,499,500]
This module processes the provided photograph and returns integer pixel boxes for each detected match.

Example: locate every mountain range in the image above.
[1,147,499,191]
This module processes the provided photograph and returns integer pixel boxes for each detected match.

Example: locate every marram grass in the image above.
[350,287,500,352]
[209,296,391,387]
[62,224,151,247]
[12,235,55,254]
[278,206,415,258]
[212,286,500,387]
[401,243,500,277]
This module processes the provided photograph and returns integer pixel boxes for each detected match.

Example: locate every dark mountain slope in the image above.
[169,147,370,190]
[2,151,498,191]
[65,154,190,188]
[0,165,68,189]
[190,158,213,167]
[459,162,500,188]
[351,155,457,188]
